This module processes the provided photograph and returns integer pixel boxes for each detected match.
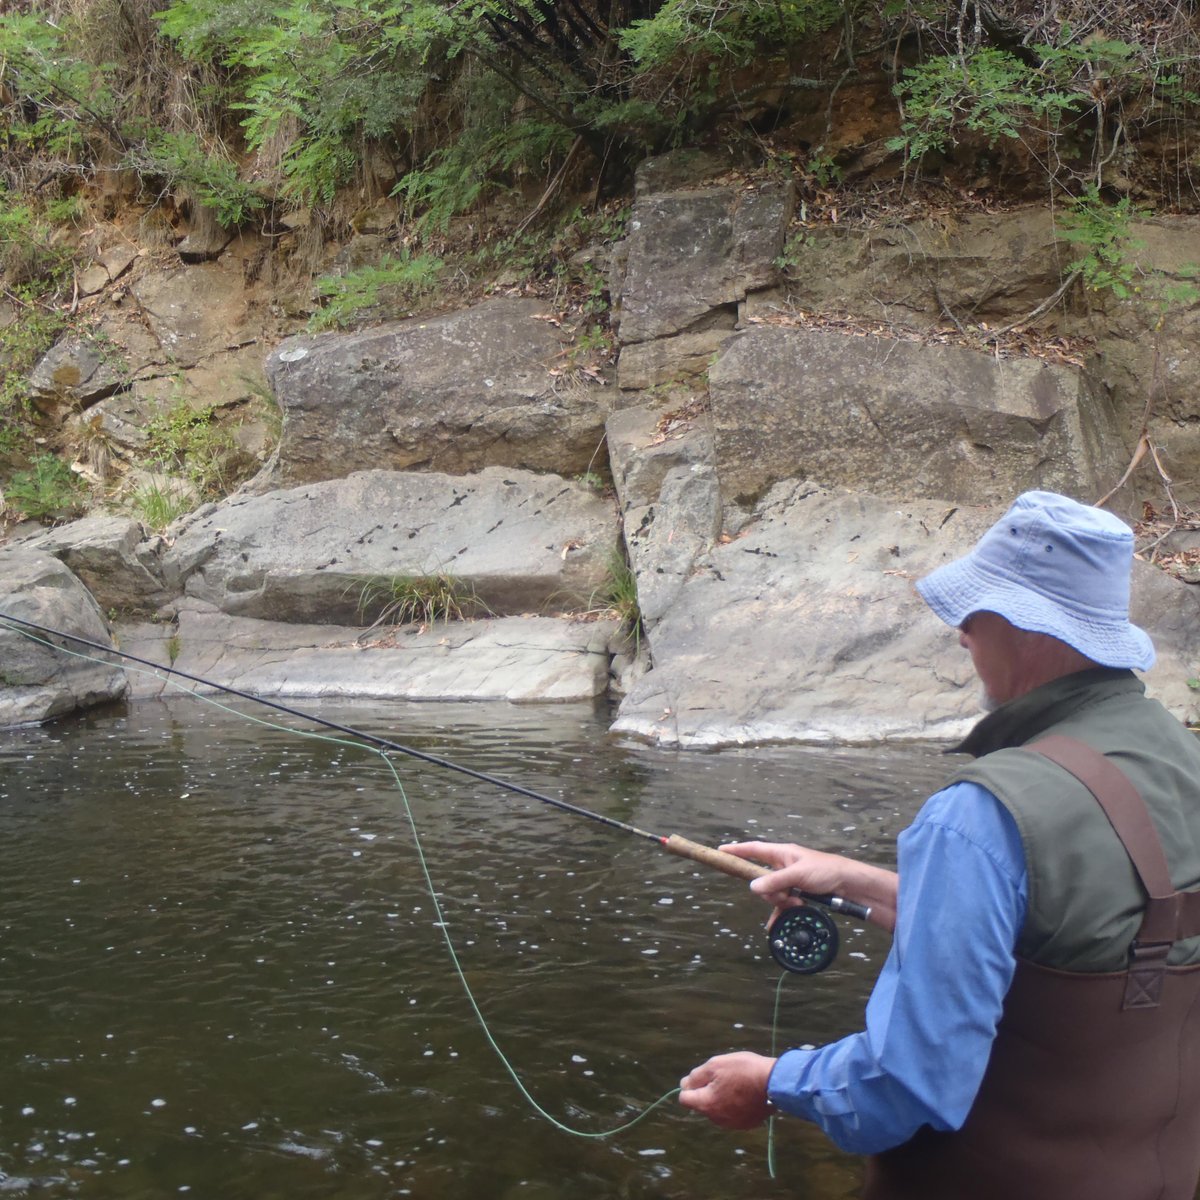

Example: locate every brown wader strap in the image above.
[1022,733,1200,1010]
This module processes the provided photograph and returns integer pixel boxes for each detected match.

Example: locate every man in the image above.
[679,490,1200,1199]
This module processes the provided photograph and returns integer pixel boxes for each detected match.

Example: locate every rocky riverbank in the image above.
[3,153,1199,743]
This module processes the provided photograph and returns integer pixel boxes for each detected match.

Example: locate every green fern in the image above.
[309,252,444,330]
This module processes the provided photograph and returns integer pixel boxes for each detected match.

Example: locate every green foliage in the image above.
[1058,187,1144,299]
[889,29,1200,181]
[1056,188,1200,314]
[591,549,644,652]
[0,12,106,179]
[0,186,77,288]
[889,47,1071,160]
[577,470,607,492]
[131,477,195,530]
[619,0,844,70]
[393,64,573,229]
[354,571,487,634]
[144,393,235,499]
[139,132,265,227]
[3,453,87,523]
[155,0,448,203]
[309,251,444,330]
[0,293,68,457]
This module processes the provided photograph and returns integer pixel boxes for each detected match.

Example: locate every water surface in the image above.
[0,696,954,1198]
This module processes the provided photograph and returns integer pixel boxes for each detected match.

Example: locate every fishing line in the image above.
[2,615,681,1136]
[1,611,859,1159]
[0,613,871,928]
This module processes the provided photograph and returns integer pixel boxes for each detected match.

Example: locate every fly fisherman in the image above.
[679,490,1200,1199]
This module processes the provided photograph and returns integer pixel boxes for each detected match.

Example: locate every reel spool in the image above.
[768,905,839,974]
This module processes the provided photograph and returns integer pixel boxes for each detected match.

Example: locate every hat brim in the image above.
[917,555,1155,672]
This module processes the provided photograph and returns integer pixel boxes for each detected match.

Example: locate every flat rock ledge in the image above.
[162,467,619,624]
[118,603,620,705]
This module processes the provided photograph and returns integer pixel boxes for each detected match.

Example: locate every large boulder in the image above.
[761,207,1200,509]
[0,548,128,727]
[17,515,170,615]
[118,602,619,704]
[162,467,620,623]
[772,208,1065,332]
[618,181,794,345]
[708,326,1125,506]
[265,297,615,485]
[611,484,1200,748]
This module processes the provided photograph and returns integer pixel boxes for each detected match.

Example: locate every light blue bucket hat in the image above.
[916,490,1155,671]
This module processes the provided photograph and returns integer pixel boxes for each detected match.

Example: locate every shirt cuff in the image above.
[767,1047,820,1119]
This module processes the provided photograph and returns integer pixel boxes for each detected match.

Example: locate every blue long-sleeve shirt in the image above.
[766,781,1029,1154]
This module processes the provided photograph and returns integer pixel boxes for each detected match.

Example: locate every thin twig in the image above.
[514,135,584,236]
[980,267,1082,341]
[1095,435,1149,508]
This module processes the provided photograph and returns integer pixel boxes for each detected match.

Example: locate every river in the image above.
[0,696,957,1198]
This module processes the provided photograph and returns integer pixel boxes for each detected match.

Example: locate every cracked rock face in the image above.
[118,602,620,704]
[611,481,1200,748]
[265,298,617,485]
[707,326,1123,507]
[162,466,620,623]
[618,182,794,345]
[16,516,170,616]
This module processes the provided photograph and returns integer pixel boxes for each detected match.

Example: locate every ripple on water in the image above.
[0,697,948,1200]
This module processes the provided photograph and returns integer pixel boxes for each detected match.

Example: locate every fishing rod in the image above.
[0,610,871,973]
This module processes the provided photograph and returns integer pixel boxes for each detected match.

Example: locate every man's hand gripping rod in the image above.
[661,834,872,921]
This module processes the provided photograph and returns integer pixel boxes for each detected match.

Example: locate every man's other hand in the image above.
[679,1051,777,1129]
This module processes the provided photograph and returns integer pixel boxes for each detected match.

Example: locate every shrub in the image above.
[592,548,644,652]
[144,393,235,498]
[132,477,195,530]
[354,571,488,636]
[309,251,444,331]
[3,454,87,523]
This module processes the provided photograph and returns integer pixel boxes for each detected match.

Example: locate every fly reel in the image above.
[768,905,839,974]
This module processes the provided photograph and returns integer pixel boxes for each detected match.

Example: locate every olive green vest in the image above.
[866,668,1200,1200]
[951,668,1200,970]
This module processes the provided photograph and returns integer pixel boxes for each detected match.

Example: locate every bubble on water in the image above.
[150,1099,166,1109]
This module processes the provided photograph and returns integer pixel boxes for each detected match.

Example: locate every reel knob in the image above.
[768,905,839,974]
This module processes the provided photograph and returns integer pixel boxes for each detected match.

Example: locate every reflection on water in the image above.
[0,696,954,1199]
